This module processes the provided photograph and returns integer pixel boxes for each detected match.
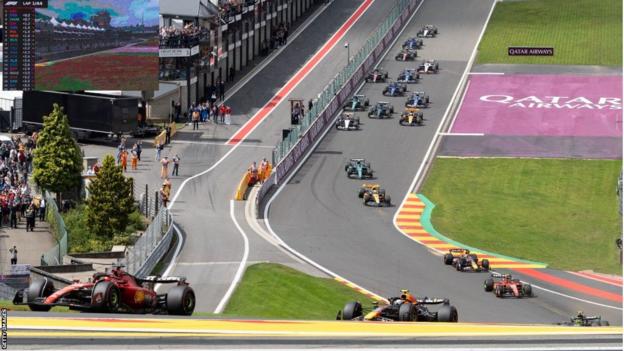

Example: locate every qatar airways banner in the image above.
[451,75,622,137]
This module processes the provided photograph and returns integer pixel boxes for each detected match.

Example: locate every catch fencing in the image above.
[257,0,419,208]
[124,207,174,278]
[41,192,68,266]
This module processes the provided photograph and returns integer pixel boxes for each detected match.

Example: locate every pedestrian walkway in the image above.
[0,218,54,271]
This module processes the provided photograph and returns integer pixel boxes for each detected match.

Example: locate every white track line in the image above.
[446,80,471,132]
[263,0,425,303]
[468,72,505,75]
[438,132,484,136]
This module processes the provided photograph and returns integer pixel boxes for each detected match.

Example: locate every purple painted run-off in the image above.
[451,75,622,137]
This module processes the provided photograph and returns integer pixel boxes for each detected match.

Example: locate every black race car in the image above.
[338,289,458,322]
[395,49,417,61]
[417,24,438,38]
[382,82,408,97]
[365,69,389,83]
[405,91,430,108]
[417,59,439,74]
[335,113,360,130]
[368,101,394,119]
[556,312,610,327]
[343,94,370,111]
[397,69,421,84]
[403,37,423,50]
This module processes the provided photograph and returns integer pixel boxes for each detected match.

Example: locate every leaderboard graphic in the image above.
[2,0,159,91]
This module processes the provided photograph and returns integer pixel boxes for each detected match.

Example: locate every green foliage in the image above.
[421,158,622,274]
[477,0,622,66]
[65,204,145,253]
[85,155,134,239]
[223,263,371,319]
[32,103,83,195]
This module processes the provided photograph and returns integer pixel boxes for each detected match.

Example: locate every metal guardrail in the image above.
[272,0,412,165]
[124,208,173,278]
[41,192,68,266]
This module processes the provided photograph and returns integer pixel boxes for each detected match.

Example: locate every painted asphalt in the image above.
[267,0,623,325]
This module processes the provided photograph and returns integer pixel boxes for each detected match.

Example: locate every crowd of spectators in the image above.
[160,24,209,48]
[218,0,258,19]
[0,134,44,232]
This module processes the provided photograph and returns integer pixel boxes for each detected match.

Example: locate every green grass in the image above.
[0,300,74,313]
[477,0,622,66]
[223,263,371,319]
[420,158,622,274]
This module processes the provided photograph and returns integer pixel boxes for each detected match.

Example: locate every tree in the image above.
[85,155,135,239]
[32,103,83,200]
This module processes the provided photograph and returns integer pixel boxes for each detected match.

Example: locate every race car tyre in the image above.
[484,278,494,292]
[342,301,363,320]
[521,284,532,297]
[437,305,458,322]
[167,285,196,315]
[385,195,391,205]
[398,302,417,321]
[494,285,503,298]
[27,278,55,312]
[358,189,365,198]
[443,253,453,265]
[482,259,490,271]
[390,107,394,113]
[91,281,120,313]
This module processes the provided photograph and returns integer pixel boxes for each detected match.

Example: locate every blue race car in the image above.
[405,92,430,108]
[397,69,421,84]
[343,94,370,111]
[402,37,423,50]
[382,82,408,97]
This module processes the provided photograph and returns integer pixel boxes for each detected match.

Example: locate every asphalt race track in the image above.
[266,0,622,325]
[162,0,404,312]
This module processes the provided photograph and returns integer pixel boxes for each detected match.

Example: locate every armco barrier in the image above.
[257,0,420,215]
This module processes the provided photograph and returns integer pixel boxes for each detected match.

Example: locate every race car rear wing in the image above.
[137,276,188,284]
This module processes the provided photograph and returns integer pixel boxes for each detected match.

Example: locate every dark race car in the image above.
[395,48,417,61]
[397,69,421,84]
[382,82,408,97]
[417,59,440,74]
[343,94,370,111]
[365,68,389,83]
[368,101,394,119]
[417,24,438,38]
[405,91,430,108]
[13,266,196,315]
[338,289,458,322]
[484,273,533,298]
[399,108,424,126]
[345,158,374,179]
[402,37,423,50]
[443,248,490,272]
[335,113,360,130]
[556,312,610,327]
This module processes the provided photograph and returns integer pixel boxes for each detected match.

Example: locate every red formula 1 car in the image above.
[13,266,196,315]
[483,273,533,298]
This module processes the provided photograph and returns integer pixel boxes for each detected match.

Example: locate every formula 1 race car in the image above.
[556,312,610,327]
[417,24,438,38]
[365,68,389,83]
[368,101,394,119]
[484,273,533,298]
[13,266,196,315]
[343,94,370,111]
[382,82,408,97]
[335,113,360,130]
[397,69,421,84]
[443,248,490,272]
[395,48,418,61]
[358,183,391,207]
[402,37,423,50]
[337,289,458,322]
[417,59,440,74]
[405,91,430,108]
[345,158,374,179]
[399,108,424,126]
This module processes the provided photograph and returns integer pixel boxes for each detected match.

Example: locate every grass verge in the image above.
[223,263,371,319]
[476,0,622,66]
[420,158,622,274]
